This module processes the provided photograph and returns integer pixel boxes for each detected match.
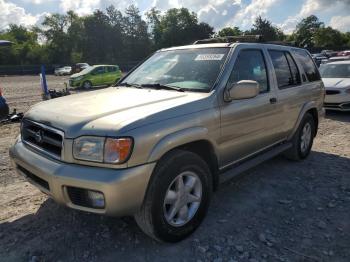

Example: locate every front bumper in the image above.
[69,79,82,87]
[9,139,156,216]
[324,92,350,111]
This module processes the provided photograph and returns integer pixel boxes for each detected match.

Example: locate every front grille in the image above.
[66,187,105,209]
[21,119,64,160]
[326,90,340,95]
[324,103,341,109]
[17,165,50,191]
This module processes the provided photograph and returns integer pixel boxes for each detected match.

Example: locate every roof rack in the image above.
[193,35,263,45]
[193,35,295,47]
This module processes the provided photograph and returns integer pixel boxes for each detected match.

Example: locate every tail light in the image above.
[0,87,3,97]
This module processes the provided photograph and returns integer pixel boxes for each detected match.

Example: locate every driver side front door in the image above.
[218,47,285,168]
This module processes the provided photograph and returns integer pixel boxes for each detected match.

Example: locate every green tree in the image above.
[249,16,285,41]
[293,15,324,48]
[217,27,242,37]
[147,8,214,49]
[314,27,346,49]
[122,5,151,61]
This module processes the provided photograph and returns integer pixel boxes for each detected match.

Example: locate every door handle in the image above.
[270,97,277,104]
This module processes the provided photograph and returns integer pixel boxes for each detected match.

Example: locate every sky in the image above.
[1,0,350,34]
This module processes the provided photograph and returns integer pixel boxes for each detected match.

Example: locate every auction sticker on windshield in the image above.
[195,54,225,61]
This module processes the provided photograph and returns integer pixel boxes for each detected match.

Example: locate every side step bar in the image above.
[219,142,292,184]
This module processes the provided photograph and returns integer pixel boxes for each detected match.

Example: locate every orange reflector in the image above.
[104,138,133,163]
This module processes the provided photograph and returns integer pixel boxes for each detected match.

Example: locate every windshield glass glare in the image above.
[121,48,229,91]
[320,64,350,78]
[79,66,93,74]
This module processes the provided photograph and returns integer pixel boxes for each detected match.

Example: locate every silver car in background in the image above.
[54,66,72,76]
[320,61,350,111]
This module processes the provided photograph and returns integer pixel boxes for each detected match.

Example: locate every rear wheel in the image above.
[82,81,92,89]
[134,150,212,242]
[284,113,315,161]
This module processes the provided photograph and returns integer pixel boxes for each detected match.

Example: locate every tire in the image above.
[284,113,315,161]
[82,81,92,89]
[134,149,212,242]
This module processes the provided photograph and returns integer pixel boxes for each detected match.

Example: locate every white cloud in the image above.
[279,0,350,34]
[330,15,350,32]
[59,0,101,16]
[230,0,279,29]
[0,0,46,30]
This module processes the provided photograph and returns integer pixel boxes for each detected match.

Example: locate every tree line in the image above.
[0,5,349,66]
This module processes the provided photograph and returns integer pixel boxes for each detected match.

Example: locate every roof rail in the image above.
[193,35,296,47]
[193,35,263,45]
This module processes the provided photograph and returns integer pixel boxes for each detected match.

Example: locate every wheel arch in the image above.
[288,102,319,140]
[147,128,220,190]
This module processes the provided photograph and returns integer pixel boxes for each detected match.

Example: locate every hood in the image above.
[25,87,211,138]
[70,69,91,78]
[322,78,350,89]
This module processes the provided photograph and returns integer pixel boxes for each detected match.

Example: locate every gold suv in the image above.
[10,40,325,242]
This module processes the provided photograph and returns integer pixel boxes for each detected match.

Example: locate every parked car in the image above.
[0,87,9,120]
[69,65,122,89]
[321,50,338,58]
[54,66,72,76]
[337,50,350,57]
[328,56,350,63]
[10,41,324,242]
[72,63,90,73]
[320,61,350,111]
[312,53,328,67]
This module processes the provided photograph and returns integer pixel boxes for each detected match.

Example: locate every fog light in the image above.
[87,190,105,208]
[67,186,105,209]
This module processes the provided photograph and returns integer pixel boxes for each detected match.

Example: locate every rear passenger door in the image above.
[267,48,322,136]
[105,66,119,84]
[219,46,285,167]
[91,66,105,85]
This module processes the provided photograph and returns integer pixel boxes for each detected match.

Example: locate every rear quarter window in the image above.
[293,49,321,82]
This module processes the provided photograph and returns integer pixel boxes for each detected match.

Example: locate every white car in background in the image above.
[54,66,72,76]
[320,61,350,111]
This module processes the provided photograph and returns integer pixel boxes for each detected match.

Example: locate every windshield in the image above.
[79,66,93,74]
[120,48,229,92]
[320,64,350,78]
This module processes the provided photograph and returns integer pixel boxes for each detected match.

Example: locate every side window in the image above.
[227,49,269,93]
[268,50,300,89]
[93,67,104,74]
[285,52,301,85]
[293,49,321,82]
[107,66,117,72]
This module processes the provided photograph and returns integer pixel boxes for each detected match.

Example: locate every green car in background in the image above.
[69,65,122,89]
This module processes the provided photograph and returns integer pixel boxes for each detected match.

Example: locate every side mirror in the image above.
[227,80,260,101]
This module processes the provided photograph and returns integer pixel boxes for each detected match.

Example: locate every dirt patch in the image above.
[0,76,349,262]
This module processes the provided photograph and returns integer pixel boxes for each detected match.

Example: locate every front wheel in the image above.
[82,81,92,89]
[134,150,212,242]
[284,113,315,161]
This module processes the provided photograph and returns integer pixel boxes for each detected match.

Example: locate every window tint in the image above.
[269,50,301,89]
[227,49,269,93]
[293,49,321,82]
[107,66,117,72]
[285,52,301,85]
[95,67,105,74]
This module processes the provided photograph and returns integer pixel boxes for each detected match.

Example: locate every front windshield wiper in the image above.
[140,83,185,92]
[117,82,142,88]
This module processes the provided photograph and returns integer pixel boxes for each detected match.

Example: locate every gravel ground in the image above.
[0,75,349,262]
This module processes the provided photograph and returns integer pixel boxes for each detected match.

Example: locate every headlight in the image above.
[73,136,133,164]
